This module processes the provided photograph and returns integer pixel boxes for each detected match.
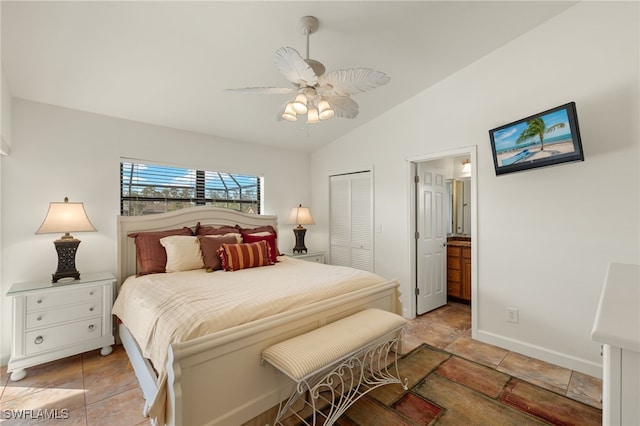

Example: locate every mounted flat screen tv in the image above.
[489,102,584,175]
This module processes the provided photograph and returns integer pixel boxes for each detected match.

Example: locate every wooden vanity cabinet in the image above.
[447,244,471,302]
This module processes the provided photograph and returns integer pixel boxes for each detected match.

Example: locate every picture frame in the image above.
[489,102,584,176]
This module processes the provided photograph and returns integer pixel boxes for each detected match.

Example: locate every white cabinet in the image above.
[7,272,116,381]
[592,263,640,425]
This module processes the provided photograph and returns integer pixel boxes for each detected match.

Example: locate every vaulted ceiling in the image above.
[2,1,576,152]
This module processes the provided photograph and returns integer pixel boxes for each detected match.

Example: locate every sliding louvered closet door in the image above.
[329,171,373,272]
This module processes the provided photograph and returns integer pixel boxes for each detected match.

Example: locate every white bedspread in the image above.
[111,256,387,424]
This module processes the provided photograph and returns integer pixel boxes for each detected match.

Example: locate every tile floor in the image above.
[0,302,602,425]
[401,303,602,410]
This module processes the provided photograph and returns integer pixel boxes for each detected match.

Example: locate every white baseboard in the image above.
[476,329,603,379]
[0,353,9,368]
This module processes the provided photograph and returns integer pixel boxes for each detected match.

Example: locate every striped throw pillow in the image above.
[218,240,274,271]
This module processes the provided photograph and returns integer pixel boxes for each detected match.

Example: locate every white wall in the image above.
[0,99,311,365]
[0,59,12,370]
[1,65,11,154]
[310,2,639,377]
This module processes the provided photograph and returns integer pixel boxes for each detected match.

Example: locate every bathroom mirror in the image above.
[449,178,470,235]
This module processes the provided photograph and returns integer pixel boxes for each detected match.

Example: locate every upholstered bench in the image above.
[262,308,408,426]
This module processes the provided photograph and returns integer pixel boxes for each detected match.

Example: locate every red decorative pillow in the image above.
[218,241,274,271]
[198,235,238,271]
[237,225,281,257]
[241,232,279,263]
[128,227,193,275]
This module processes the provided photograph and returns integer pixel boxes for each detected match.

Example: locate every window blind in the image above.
[120,161,261,216]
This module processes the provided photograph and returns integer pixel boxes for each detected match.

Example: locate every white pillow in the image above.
[160,235,204,272]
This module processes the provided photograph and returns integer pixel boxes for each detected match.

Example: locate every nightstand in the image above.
[7,271,116,381]
[291,251,325,264]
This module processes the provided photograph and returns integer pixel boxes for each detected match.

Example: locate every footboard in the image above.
[164,279,402,425]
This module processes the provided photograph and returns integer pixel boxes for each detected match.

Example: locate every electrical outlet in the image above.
[506,308,519,323]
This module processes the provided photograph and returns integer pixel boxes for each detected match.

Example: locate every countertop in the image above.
[591,262,640,351]
[447,238,471,247]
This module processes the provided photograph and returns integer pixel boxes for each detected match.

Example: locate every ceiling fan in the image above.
[226,16,391,124]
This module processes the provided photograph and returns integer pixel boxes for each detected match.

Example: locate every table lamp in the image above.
[36,197,97,283]
[287,204,315,254]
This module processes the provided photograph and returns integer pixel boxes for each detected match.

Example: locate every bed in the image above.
[114,206,403,426]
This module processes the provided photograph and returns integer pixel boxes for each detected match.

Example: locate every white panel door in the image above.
[416,163,447,314]
[349,173,373,271]
[329,171,373,272]
[330,175,351,267]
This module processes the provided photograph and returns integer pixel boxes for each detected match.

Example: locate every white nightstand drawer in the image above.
[25,318,102,355]
[291,252,325,264]
[26,285,101,311]
[26,301,103,329]
[304,254,324,263]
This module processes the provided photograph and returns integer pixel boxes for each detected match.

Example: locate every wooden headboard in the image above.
[117,206,278,284]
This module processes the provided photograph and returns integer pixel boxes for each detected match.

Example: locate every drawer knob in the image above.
[37,299,43,304]
[34,336,44,345]
[88,324,96,331]
[89,291,94,296]
[37,316,42,321]
[89,307,94,312]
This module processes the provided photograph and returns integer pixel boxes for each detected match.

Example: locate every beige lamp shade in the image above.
[288,204,314,254]
[287,204,315,227]
[36,197,97,236]
[36,197,96,283]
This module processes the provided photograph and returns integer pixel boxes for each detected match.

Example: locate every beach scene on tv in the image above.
[492,108,576,167]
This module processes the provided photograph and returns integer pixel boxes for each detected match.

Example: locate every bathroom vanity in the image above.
[447,238,471,302]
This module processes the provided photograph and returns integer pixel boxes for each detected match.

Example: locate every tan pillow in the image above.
[198,235,239,271]
[160,235,204,272]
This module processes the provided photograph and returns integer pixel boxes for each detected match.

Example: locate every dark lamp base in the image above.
[292,227,308,254]
[52,238,81,283]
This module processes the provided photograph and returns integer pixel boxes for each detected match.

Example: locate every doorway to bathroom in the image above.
[408,147,477,333]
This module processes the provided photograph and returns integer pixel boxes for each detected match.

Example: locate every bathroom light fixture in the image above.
[462,159,471,173]
[36,197,97,282]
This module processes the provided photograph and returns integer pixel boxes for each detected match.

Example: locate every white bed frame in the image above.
[116,206,402,426]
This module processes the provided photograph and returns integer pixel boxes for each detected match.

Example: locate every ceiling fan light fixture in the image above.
[227,15,390,127]
[292,93,308,114]
[307,107,320,124]
[318,99,334,120]
[282,102,298,121]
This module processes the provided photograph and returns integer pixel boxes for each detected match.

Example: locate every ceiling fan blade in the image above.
[320,68,390,97]
[225,87,296,95]
[273,47,318,87]
[328,96,359,119]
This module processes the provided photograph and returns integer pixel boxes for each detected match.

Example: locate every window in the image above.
[120,161,261,216]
